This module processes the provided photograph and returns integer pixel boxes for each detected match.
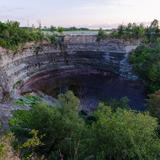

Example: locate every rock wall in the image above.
[0,35,139,97]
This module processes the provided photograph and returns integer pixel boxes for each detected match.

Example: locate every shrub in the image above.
[88,103,160,160]
[148,90,160,119]
[0,21,45,51]
[130,45,160,93]
[9,91,160,160]
[10,91,86,159]
[96,28,107,42]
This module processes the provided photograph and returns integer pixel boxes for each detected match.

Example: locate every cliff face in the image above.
[0,35,139,96]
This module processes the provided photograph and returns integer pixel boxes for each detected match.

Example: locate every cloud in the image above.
[0,0,159,28]
[0,5,24,14]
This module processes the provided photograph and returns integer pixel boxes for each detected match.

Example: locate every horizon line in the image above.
[0,19,155,29]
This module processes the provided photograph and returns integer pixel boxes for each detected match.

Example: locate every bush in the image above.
[0,21,44,51]
[109,23,146,40]
[10,91,86,159]
[130,45,160,93]
[88,103,160,160]
[148,90,160,119]
[96,28,107,42]
[9,91,160,160]
[109,19,160,41]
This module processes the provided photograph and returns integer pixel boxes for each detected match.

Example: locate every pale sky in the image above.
[0,0,160,28]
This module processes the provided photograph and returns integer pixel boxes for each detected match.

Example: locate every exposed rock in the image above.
[30,91,61,107]
[0,35,140,97]
[0,86,4,102]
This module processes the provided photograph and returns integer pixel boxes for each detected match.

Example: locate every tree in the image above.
[130,45,160,92]
[96,28,106,42]
[88,103,160,160]
[10,91,86,159]
[57,26,64,34]
[50,25,56,32]
[146,19,160,42]
[148,90,160,120]
[9,91,160,160]
[117,25,125,37]
[0,20,45,51]
[150,19,159,30]
[110,22,147,39]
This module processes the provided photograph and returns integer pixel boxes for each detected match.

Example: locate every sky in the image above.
[0,0,160,28]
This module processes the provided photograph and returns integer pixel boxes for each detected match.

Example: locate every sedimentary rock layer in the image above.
[0,35,139,96]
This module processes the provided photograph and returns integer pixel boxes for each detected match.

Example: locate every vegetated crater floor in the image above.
[21,69,147,112]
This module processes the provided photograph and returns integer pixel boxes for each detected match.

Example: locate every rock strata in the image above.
[0,36,139,97]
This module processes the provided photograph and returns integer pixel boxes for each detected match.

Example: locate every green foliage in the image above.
[148,90,160,120]
[21,129,43,159]
[47,34,57,44]
[146,19,160,42]
[50,26,56,32]
[130,44,160,93]
[0,143,5,159]
[22,130,43,149]
[57,27,64,34]
[0,21,44,51]
[89,103,160,160]
[9,91,160,160]
[15,95,41,106]
[96,28,106,42]
[109,19,160,41]
[10,91,86,159]
[110,23,146,40]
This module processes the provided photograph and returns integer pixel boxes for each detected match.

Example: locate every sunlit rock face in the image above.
[0,35,139,97]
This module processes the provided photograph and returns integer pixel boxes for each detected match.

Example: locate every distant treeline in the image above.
[45,26,91,32]
[23,26,97,32]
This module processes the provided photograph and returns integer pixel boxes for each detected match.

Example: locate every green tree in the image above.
[96,28,106,42]
[117,25,125,37]
[9,91,160,160]
[148,90,160,120]
[0,21,45,51]
[50,25,56,32]
[110,22,146,40]
[88,103,160,160]
[146,19,159,42]
[130,44,160,93]
[57,27,64,34]
[10,91,87,159]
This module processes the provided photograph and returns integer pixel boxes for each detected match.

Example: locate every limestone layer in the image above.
[0,35,139,96]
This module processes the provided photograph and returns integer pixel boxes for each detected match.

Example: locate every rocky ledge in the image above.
[0,35,139,99]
